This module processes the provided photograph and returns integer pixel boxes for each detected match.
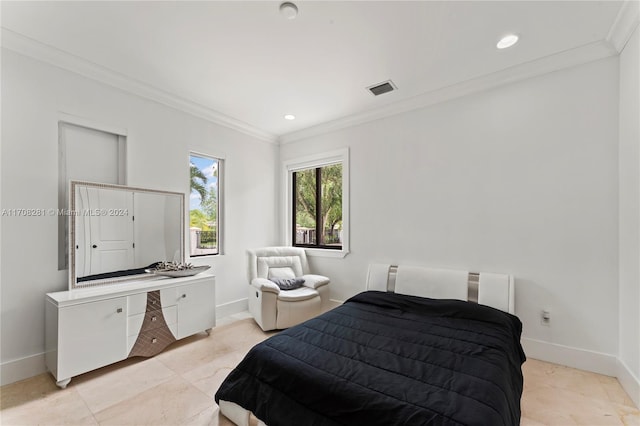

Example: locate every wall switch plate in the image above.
[541,310,551,326]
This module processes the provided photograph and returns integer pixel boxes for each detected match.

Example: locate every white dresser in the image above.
[45,273,215,388]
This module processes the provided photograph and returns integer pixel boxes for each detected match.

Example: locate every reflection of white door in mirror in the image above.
[75,186,134,277]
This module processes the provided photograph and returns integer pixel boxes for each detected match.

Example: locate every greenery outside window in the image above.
[285,148,349,257]
[189,153,221,256]
[293,164,343,249]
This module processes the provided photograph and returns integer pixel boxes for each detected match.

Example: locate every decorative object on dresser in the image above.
[46,274,215,388]
[247,246,330,331]
[145,261,211,278]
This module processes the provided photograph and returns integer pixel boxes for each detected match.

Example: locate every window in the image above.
[189,153,221,256]
[293,164,343,249]
[286,149,349,257]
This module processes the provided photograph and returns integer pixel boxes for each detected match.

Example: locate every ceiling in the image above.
[0,1,627,141]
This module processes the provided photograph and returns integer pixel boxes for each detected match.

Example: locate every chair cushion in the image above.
[258,256,304,279]
[268,267,296,280]
[269,277,305,290]
[277,286,319,302]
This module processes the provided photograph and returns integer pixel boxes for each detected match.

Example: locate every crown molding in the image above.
[606,0,640,53]
[1,28,278,144]
[2,23,627,148]
[279,40,617,144]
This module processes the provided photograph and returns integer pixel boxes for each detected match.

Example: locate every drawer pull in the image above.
[116,308,123,313]
[151,316,157,322]
[181,294,187,299]
[151,337,157,344]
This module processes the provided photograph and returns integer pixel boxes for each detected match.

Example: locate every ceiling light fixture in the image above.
[284,114,296,120]
[497,34,519,49]
[279,2,298,20]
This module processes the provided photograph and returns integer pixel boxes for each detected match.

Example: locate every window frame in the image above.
[284,148,349,258]
[188,151,224,258]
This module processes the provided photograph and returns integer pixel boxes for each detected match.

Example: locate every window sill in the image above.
[304,248,349,258]
[188,253,221,260]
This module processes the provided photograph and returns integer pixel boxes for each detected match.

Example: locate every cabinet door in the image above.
[58,297,127,380]
[176,279,215,339]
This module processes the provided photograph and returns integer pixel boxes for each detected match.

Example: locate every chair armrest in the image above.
[301,274,330,289]
[251,278,280,294]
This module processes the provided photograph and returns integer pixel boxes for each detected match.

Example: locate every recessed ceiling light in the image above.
[284,114,296,120]
[497,34,519,49]
[279,2,298,20]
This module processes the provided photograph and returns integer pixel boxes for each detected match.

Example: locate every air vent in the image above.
[367,80,397,96]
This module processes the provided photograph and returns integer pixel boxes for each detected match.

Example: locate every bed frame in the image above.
[218,263,516,426]
[366,263,515,314]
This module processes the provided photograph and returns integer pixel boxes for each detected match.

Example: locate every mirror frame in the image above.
[69,181,185,290]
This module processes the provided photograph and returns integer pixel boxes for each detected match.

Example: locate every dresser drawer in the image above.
[127,322,177,353]
[128,327,176,357]
[127,305,176,336]
[127,288,178,315]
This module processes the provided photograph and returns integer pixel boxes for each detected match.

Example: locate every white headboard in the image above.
[366,264,515,314]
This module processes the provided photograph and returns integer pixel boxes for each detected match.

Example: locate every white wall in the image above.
[0,50,279,384]
[281,57,620,371]
[618,25,640,406]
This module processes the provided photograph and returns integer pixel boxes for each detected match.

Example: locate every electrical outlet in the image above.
[541,310,551,326]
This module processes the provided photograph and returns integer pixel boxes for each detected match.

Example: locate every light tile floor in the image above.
[1,312,638,426]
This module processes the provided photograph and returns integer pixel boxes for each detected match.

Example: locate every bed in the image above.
[215,264,525,426]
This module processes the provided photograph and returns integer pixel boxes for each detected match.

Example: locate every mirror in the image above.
[69,181,184,289]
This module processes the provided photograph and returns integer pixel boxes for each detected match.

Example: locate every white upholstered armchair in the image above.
[247,247,330,331]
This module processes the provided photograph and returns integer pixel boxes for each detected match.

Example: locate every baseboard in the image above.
[0,352,47,386]
[216,298,248,319]
[521,337,618,377]
[617,358,640,408]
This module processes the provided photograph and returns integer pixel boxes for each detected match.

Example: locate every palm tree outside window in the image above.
[189,153,221,256]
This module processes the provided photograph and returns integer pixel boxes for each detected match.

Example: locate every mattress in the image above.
[215,291,525,426]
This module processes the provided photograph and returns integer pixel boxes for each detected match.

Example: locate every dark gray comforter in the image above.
[215,291,525,426]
